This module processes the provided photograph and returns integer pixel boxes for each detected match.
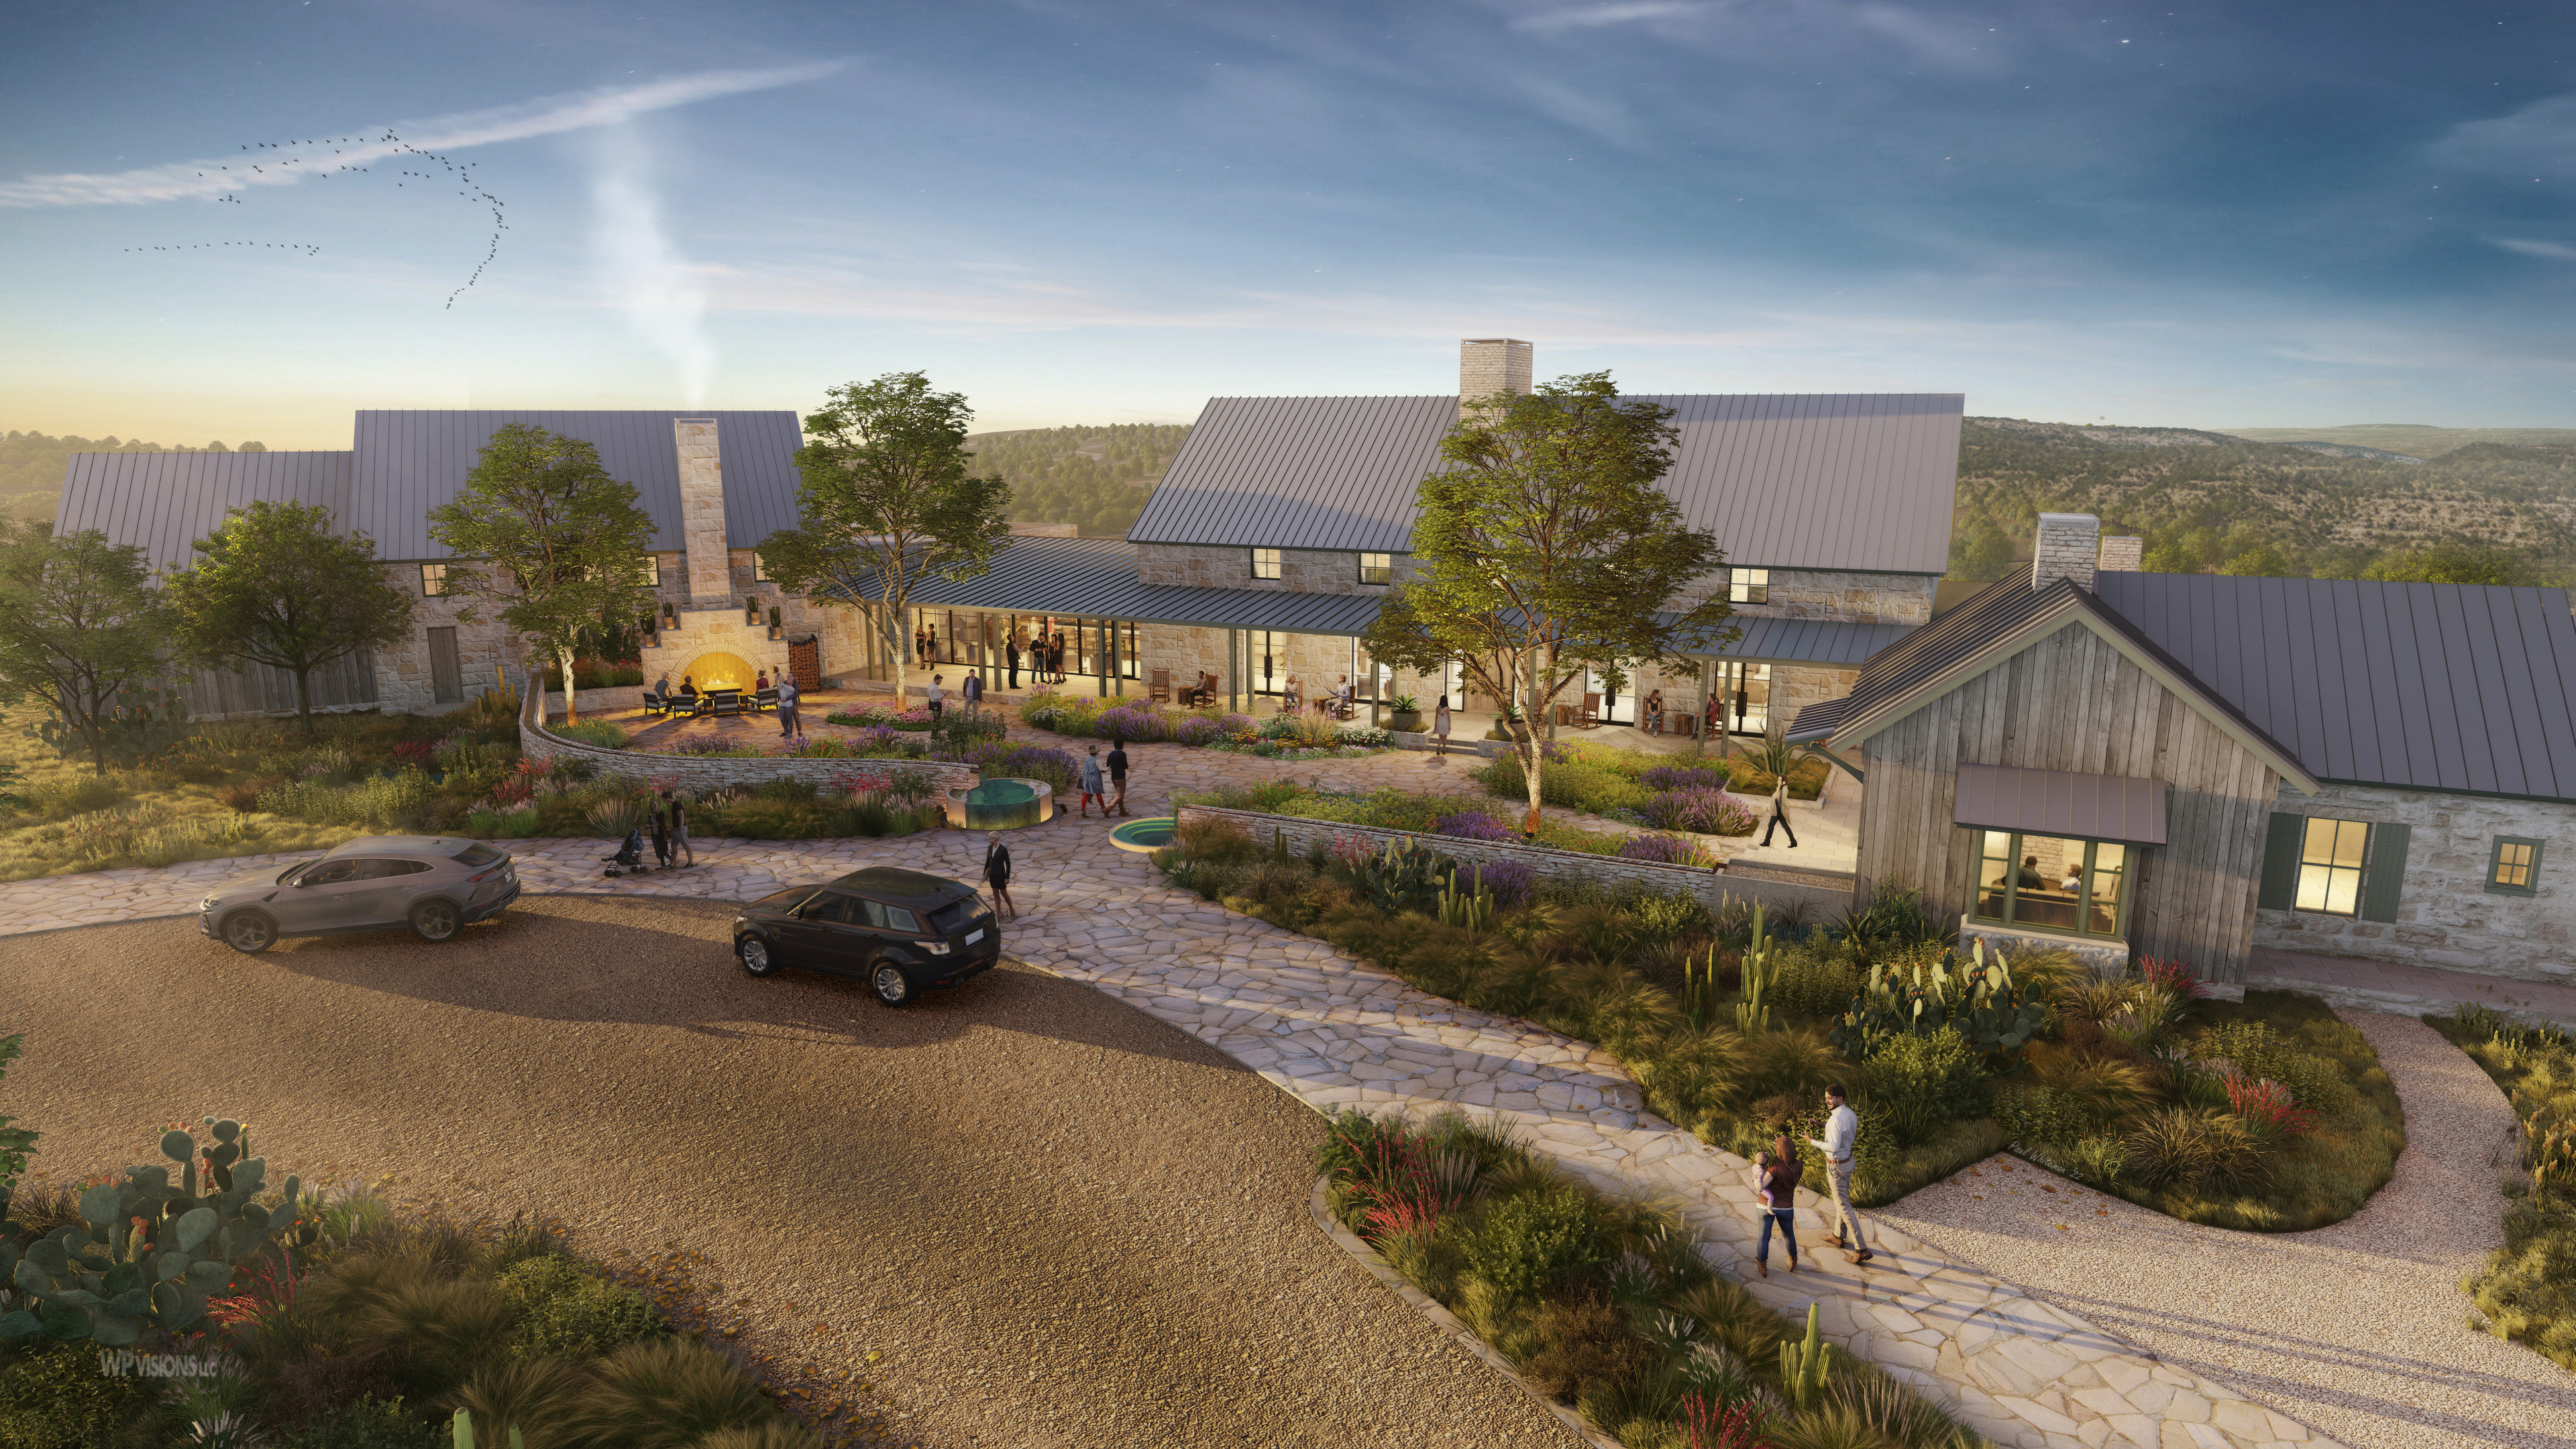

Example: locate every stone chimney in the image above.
[2032,513,2101,592]
[674,418,729,608]
[1459,338,1534,417]
[2097,536,2144,574]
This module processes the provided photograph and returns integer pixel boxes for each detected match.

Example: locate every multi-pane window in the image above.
[1250,547,1283,580]
[1972,830,2130,938]
[753,552,769,582]
[419,563,447,597]
[2295,818,2371,916]
[2489,836,2544,896]
[638,555,661,588]
[1729,568,1770,604]
[1358,551,1393,584]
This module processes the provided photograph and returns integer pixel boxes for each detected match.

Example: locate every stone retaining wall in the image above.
[1177,804,1733,909]
[519,678,977,796]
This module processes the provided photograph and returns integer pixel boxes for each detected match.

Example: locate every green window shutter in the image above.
[2257,812,2304,910]
[2361,822,2412,922]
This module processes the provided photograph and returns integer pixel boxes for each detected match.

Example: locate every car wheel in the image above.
[871,963,914,1008]
[411,900,462,943]
[739,936,783,977]
[221,912,276,954]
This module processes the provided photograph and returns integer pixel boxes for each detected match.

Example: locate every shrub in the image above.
[272,1397,447,1449]
[2125,1106,2266,1189]
[1177,815,1257,863]
[1082,703,1159,741]
[1433,811,1514,842]
[1992,1083,2099,1146]
[553,720,629,749]
[1462,1188,1607,1301]
[0,1338,169,1449]
[1866,1028,1986,1142]
[494,1254,666,1359]
[1519,1283,1656,1402]
[966,743,1080,790]
[1452,859,1535,908]
[1767,942,1865,1017]
[1337,724,1390,748]
[1172,715,1229,746]
[568,1340,782,1449]
[1615,832,1709,866]
[2190,1020,2353,1118]
[1640,764,1730,792]
[782,737,857,758]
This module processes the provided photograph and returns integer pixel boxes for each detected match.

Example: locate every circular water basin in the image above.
[958,778,1048,830]
[1108,816,1177,853]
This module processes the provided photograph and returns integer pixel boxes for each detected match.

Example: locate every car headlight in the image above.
[199,896,217,912]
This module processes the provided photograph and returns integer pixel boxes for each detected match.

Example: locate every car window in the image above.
[800,892,862,924]
[305,859,366,885]
[863,900,922,933]
[928,900,979,934]
[455,844,506,867]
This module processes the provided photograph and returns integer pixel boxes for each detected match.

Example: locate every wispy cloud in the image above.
[2491,237,2576,262]
[2423,92,2576,174]
[590,125,714,406]
[1513,3,1707,34]
[0,63,840,208]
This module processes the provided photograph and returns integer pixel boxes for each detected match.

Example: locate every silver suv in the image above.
[200,836,520,953]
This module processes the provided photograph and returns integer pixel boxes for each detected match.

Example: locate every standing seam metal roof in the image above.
[845,535,1388,634]
[2093,573,2576,800]
[54,451,356,573]
[1953,762,2169,846]
[349,410,805,559]
[1130,392,1962,575]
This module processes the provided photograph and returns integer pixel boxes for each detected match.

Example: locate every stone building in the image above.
[880,338,1962,735]
[1792,512,2576,990]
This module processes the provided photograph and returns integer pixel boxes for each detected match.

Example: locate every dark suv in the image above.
[732,867,999,1006]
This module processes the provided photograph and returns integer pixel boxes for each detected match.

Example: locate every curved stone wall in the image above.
[517,674,978,796]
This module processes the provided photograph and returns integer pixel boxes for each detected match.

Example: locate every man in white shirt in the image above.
[1807,1083,1873,1265]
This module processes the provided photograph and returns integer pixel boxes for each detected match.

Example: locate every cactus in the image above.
[1436,866,1495,934]
[1682,943,1725,1033]
[1355,836,1447,915]
[1831,939,2045,1062]
[1735,904,1774,1037]
[1779,1301,1831,1413]
[450,1408,525,1449]
[0,1115,305,1346]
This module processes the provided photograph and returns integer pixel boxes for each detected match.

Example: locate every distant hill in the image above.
[1950,417,2576,584]
[2223,425,2576,458]
[966,423,1189,537]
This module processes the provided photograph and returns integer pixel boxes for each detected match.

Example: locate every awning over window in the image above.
[1953,763,2167,846]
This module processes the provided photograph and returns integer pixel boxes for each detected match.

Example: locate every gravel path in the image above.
[0,899,1578,1449]
[1880,1010,2576,1449]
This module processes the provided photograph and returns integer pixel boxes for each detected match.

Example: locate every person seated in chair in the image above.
[1644,688,1664,735]
[654,673,673,698]
[679,676,698,698]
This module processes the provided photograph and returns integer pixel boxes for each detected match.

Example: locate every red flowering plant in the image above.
[1683,1393,1776,1449]
[2138,955,2207,1002]
[2224,1072,2321,1144]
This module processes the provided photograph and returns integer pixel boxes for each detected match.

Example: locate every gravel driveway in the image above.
[1,896,1576,1449]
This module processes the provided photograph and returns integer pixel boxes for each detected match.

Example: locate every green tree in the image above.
[1363,373,1736,833]
[2364,544,2536,586]
[163,500,416,737]
[0,1032,36,1220]
[1947,515,2014,580]
[425,424,657,725]
[2216,543,2292,578]
[759,373,1014,702]
[0,521,173,775]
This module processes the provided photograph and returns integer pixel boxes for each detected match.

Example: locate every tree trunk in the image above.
[883,604,910,708]
[559,647,580,726]
[1520,652,1544,836]
[294,665,316,738]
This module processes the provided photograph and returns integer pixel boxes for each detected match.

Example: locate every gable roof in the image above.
[2094,573,2576,801]
[1131,392,1962,574]
[55,450,354,572]
[1815,574,2322,794]
[350,410,805,559]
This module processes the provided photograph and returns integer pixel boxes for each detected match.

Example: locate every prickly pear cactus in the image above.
[0,1115,305,1346]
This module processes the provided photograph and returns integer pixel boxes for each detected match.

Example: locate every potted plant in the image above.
[1487,702,1531,743]
[661,600,678,627]
[767,604,784,639]
[1386,692,1421,733]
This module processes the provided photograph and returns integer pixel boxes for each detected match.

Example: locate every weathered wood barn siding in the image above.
[174,651,380,720]
[1856,623,2279,982]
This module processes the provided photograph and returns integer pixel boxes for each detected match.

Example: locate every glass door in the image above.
[1582,665,1633,724]
[1715,661,1771,735]
[1250,631,1288,697]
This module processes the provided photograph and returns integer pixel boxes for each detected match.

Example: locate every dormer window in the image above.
[1251,547,1282,580]
[1729,568,1769,605]
[1358,551,1393,585]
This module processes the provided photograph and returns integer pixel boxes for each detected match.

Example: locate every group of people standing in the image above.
[1749,1083,1874,1277]
[1004,625,1071,688]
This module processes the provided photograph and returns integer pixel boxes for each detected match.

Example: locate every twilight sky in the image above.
[5,0,2573,447]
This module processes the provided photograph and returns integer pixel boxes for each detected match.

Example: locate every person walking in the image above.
[1752,1132,1802,1277]
[926,623,941,663]
[1077,745,1105,818]
[1760,771,1799,849]
[1106,737,1130,817]
[962,669,983,718]
[926,674,946,723]
[776,675,802,739]
[913,625,928,663]
[983,831,1016,920]
[1006,632,1022,690]
[1051,630,1068,683]
[661,788,694,867]
[649,800,672,870]
[1808,1084,1872,1265]
[1433,697,1453,759]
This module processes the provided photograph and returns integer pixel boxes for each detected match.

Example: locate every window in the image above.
[455,844,507,867]
[1250,547,1282,580]
[2296,818,2371,916]
[1972,830,2130,938]
[1358,551,1393,585]
[1729,568,1769,604]
[800,892,862,924]
[861,900,921,933]
[419,563,447,596]
[638,555,661,588]
[2489,836,2545,896]
[753,552,769,582]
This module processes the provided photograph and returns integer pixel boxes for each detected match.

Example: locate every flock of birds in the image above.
[142,128,507,309]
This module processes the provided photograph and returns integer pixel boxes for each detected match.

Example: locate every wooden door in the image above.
[427,627,463,704]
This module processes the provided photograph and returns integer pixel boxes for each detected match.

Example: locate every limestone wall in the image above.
[2253,782,2576,986]
[1132,542,1416,596]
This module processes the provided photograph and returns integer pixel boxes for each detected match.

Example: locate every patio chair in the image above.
[639,691,666,717]
[1193,672,1220,708]
[1577,692,1600,729]
[1148,668,1171,704]
[755,687,779,713]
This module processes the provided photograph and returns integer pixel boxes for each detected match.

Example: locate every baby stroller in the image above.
[600,828,645,878]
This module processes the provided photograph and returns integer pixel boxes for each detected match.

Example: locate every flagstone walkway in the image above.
[0,790,2323,1449]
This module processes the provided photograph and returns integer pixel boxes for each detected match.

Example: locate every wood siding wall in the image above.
[1856,622,2279,983]
[174,650,380,720]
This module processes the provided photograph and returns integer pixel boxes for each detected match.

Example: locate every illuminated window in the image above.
[419,563,447,597]
[639,555,661,588]
[1250,547,1282,580]
[2489,836,2544,896]
[1972,830,2130,938]
[2296,818,2371,916]
[1358,551,1393,584]
[1729,568,1769,604]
